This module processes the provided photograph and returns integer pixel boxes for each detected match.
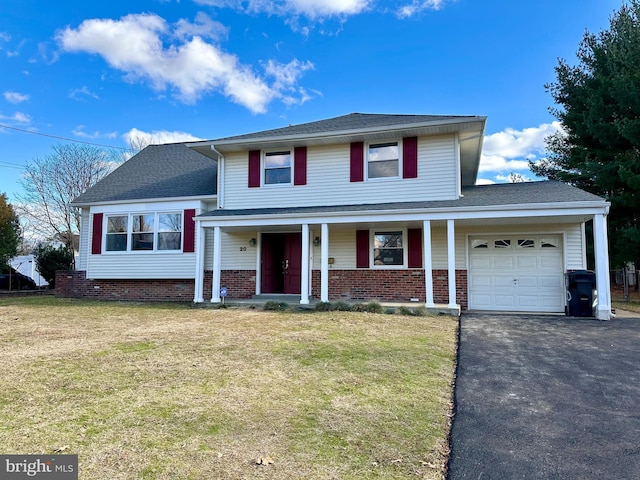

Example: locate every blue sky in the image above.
[0,0,623,200]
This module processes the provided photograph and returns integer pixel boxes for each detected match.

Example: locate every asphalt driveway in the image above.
[448,312,640,479]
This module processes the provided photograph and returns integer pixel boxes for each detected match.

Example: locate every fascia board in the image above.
[71,194,217,208]
[196,201,610,228]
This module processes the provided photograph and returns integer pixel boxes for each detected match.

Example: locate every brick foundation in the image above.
[311,269,468,309]
[55,270,256,302]
[56,269,468,308]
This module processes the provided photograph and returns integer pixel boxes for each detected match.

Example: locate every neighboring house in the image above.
[10,255,48,288]
[66,113,612,319]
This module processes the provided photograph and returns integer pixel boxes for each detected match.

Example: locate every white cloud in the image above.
[195,0,370,19]
[475,178,496,185]
[397,0,446,18]
[72,125,118,139]
[56,13,313,113]
[174,11,228,41]
[123,127,203,148]
[478,121,564,173]
[69,86,99,100]
[0,112,31,124]
[0,32,10,42]
[4,91,29,104]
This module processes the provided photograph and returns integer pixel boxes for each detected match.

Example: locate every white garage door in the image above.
[468,235,564,312]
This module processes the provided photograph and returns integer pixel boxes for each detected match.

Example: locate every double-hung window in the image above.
[132,214,154,250]
[367,141,400,179]
[158,213,182,250]
[373,230,405,267]
[104,212,182,252]
[106,215,128,252]
[264,151,292,185]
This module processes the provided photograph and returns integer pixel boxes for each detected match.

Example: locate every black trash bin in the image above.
[565,270,596,317]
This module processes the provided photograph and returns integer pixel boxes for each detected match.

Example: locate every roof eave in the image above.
[188,116,487,153]
[71,194,217,208]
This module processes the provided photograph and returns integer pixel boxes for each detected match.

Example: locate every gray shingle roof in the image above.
[213,113,481,142]
[198,181,605,218]
[72,144,217,205]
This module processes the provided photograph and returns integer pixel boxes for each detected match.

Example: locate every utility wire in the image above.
[0,123,131,152]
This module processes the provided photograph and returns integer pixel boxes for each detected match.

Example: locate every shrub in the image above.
[398,306,413,316]
[263,301,290,311]
[33,244,74,289]
[364,301,383,314]
[315,302,334,312]
[333,301,353,312]
[385,307,396,315]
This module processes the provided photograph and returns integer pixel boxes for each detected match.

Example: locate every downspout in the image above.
[211,145,224,209]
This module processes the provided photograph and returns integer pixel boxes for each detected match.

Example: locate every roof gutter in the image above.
[71,194,217,208]
[195,200,610,226]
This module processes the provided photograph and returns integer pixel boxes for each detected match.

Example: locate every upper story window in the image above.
[105,212,183,253]
[264,151,292,185]
[367,141,400,180]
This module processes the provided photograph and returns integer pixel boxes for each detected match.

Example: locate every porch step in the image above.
[251,294,301,302]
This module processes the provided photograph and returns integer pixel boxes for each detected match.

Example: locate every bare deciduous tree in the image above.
[17,144,119,256]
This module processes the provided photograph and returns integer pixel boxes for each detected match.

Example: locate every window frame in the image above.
[262,149,293,186]
[370,228,408,269]
[102,211,183,254]
[366,139,402,181]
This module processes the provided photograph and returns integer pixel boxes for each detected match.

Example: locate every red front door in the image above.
[261,233,302,294]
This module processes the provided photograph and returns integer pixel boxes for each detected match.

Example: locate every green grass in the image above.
[0,297,457,479]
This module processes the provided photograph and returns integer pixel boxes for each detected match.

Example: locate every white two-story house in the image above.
[68,113,612,319]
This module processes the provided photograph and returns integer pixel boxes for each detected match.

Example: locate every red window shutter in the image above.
[91,213,103,255]
[356,230,369,268]
[408,228,423,268]
[294,146,307,186]
[403,137,418,179]
[350,142,364,182]
[248,150,261,188]
[183,209,196,253]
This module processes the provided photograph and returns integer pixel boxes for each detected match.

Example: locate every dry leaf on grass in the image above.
[255,456,274,465]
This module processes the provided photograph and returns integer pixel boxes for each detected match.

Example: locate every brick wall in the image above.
[56,269,468,308]
[311,269,468,309]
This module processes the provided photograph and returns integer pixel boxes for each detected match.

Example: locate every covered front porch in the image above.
[191,201,613,320]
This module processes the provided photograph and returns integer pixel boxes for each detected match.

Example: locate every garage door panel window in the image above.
[518,239,535,248]
[494,239,511,248]
[472,239,489,249]
[541,238,559,248]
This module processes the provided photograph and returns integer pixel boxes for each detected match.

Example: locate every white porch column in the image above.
[211,226,222,303]
[321,223,329,302]
[193,222,205,303]
[593,213,612,320]
[447,219,457,309]
[423,220,434,307]
[300,224,310,305]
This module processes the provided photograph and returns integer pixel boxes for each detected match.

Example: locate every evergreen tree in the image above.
[531,1,640,267]
[0,193,20,267]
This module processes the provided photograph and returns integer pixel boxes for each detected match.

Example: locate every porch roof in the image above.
[197,181,607,219]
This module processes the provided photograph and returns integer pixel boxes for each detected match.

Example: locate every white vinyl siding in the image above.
[86,200,206,280]
[88,253,196,279]
[222,135,458,209]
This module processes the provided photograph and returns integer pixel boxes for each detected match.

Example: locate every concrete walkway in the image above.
[448,312,640,479]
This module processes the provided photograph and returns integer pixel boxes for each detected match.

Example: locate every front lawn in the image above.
[0,297,457,479]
